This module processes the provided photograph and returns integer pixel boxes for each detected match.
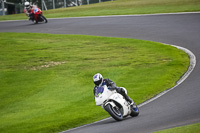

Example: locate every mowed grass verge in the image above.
[0,0,200,21]
[0,33,189,133]
[154,123,200,133]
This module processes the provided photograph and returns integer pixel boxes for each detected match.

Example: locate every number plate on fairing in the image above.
[34,8,38,13]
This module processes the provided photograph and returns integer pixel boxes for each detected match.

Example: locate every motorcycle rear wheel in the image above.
[130,104,139,117]
[105,103,123,121]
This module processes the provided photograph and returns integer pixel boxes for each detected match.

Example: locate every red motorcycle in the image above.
[25,5,48,24]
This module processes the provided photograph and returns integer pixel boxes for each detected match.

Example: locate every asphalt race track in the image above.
[0,12,200,133]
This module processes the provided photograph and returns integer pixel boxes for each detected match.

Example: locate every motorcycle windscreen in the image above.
[95,86,104,97]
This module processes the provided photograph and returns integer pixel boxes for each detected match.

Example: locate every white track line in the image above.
[50,12,200,20]
[138,44,196,107]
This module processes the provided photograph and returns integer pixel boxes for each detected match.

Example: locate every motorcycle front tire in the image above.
[40,15,48,23]
[104,103,123,121]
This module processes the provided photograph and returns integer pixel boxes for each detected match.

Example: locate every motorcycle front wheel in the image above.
[104,103,123,121]
[40,15,48,23]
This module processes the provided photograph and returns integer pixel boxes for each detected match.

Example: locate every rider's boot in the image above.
[116,87,134,105]
[126,96,138,112]
[125,95,134,105]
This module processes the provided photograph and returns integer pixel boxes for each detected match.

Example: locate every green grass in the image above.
[0,32,189,133]
[0,0,200,21]
[155,123,200,133]
[0,0,197,132]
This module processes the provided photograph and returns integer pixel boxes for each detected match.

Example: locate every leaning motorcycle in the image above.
[95,84,139,121]
[25,5,48,24]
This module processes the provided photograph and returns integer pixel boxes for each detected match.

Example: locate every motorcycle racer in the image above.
[93,73,134,105]
[24,1,34,21]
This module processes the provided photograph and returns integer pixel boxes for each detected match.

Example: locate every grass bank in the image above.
[0,0,200,21]
[0,33,189,133]
[155,123,200,133]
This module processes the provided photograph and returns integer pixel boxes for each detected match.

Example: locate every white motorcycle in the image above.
[95,85,139,121]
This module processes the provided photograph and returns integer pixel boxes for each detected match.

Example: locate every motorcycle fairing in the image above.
[106,93,130,116]
[95,86,104,97]
[95,85,113,106]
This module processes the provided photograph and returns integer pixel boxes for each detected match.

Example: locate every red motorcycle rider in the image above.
[24,2,34,21]
[24,2,47,24]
